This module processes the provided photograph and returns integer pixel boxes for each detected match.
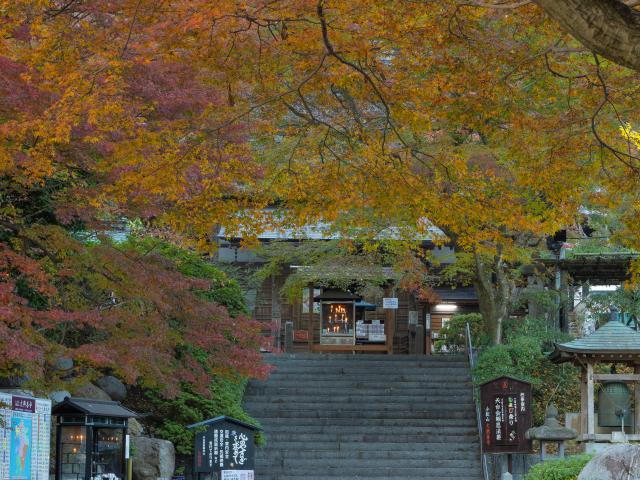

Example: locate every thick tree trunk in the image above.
[472,252,514,345]
[534,0,640,71]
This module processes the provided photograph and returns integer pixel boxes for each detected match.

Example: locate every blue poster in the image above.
[9,417,31,480]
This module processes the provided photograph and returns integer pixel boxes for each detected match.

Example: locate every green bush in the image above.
[121,236,249,316]
[135,375,262,457]
[473,318,580,425]
[524,455,592,480]
[435,313,489,352]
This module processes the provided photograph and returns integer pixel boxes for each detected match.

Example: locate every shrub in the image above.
[524,455,592,480]
[474,317,580,425]
[435,313,489,353]
[131,375,262,457]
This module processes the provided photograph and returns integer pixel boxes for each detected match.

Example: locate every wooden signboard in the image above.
[480,376,533,453]
[191,417,259,477]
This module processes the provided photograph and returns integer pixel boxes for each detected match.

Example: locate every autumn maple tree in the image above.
[2,0,640,347]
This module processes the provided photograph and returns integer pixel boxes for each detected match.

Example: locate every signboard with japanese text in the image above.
[0,393,51,480]
[193,418,256,476]
[220,471,254,480]
[480,376,532,453]
[382,298,398,309]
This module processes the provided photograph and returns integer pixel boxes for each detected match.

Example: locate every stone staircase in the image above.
[243,354,483,480]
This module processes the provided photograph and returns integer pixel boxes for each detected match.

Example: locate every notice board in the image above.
[480,376,532,453]
[0,393,52,480]
[193,418,256,474]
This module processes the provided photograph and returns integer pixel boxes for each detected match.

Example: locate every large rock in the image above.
[0,389,34,397]
[48,390,71,405]
[128,418,144,436]
[54,357,74,372]
[96,376,127,401]
[132,436,175,480]
[0,375,29,388]
[74,382,111,401]
[578,444,640,480]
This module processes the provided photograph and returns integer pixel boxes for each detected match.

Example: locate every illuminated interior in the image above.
[321,302,354,343]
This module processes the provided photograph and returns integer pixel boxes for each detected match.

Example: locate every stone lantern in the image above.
[526,404,577,460]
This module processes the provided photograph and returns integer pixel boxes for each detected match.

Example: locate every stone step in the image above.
[246,385,473,395]
[267,363,470,371]
[244,354,481,478]
[249,380,473,390]
[256,448,481,460]
[261,424,476,434]
[258,417,477,427]
[245,402,474,412]
[263,353,467,361]
[258,368,471,382]
[250,409,476,420]
[253,465,483,479]
[256,440,479,452]
[262,433,478,444]
[244,393,473,404]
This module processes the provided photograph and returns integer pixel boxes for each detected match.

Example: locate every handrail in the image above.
[466,323,489,480]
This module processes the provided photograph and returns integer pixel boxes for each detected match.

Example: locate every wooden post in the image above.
[635,365,640,435]
[416,324,425,355]
[384,284,394,354]
[587,362,595,438]
[307,283,314,350]
[580,367,588,437]
[285,321,293,353]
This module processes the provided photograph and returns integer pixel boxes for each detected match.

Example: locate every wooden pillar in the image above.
[416,325,425,355]
[271,274,282,350]
[635,365,640,434]
[587,362,595,438]
[307,283,314,349]
[284,321,293,353]
[580,367,588,437]
[384,284,394,355]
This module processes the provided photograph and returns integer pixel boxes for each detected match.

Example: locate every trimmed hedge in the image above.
[524,455,592,480]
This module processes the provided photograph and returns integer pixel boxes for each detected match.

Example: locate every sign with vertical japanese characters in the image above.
[0,393,51,480]
[192,418,257,475]
[480,376,532,453]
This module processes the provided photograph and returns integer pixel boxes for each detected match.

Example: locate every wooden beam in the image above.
[593,373,640,382]
[587,363,595,437]
[311,344,388,353]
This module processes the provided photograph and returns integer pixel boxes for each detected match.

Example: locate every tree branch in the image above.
[533,0,640,71]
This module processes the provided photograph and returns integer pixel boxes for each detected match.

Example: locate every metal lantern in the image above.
[598,382,632,428]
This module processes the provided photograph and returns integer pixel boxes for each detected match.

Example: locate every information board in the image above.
[480,376,532,453]
[194,419,255,474]
[382,298,398,309]
[0,394,51,480]
[220,471,254,480]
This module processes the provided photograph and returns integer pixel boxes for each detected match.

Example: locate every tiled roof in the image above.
[550,321,640,362]
[53,397,138,418]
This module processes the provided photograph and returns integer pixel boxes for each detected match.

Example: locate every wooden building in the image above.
[216,227,479,354]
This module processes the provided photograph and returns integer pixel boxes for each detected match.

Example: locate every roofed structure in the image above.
[550,320,640,364]
[52,397,138,418]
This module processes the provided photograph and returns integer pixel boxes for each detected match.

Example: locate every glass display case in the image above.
[313,289,361,346]
[59,425,87,480]
[53,398,137,480]
[321,301,355,345]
